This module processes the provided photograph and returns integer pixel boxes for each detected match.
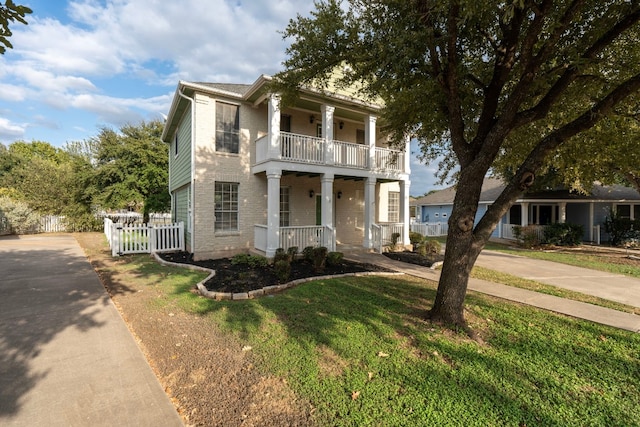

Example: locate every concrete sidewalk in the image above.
[0,234,183,426]
[345,250,640,333]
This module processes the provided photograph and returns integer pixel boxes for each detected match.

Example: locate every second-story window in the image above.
[174,132,179,157]
[216,101,239,153]
[280,114,291,132]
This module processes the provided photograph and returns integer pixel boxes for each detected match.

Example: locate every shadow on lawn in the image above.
[184,271,640,425]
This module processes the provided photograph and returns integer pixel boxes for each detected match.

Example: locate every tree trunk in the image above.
[428,170,488,327]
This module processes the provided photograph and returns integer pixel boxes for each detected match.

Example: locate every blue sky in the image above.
[0,0,444,196]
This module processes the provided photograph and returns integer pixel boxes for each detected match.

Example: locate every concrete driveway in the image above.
[475,250,640,309]
[0,234,182,426]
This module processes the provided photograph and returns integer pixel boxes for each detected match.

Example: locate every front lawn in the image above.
[171,270,640,426]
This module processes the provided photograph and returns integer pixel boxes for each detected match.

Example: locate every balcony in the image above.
[255,131,405,173]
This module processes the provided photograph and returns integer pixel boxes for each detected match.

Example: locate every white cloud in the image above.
[0,84,27,102]
[0,118,27,142]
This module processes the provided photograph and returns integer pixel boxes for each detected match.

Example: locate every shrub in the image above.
[311,246,328,272]
[274,248,290,263]
[416,238,441,258]
[231,253,268,268]
[0,196,40,234]
[287,246,298,261]
[409,231,423,245]
[274,259,291,283]
[603,210,640,247]
[543,222,584,246]
[327,251,344,266]
[389,232,401,251]
[513,225,542,248]
[302,246,315,262]
[65,213,103,232]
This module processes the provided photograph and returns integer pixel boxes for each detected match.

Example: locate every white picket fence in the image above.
[104,217,184,256]
[410,222,449,237]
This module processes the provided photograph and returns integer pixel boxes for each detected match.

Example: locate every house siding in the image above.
[174,185,192,250]
[169,106,192,192]
[191,93,268,260]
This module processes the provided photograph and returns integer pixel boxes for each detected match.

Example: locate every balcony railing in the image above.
[255,132,405,173]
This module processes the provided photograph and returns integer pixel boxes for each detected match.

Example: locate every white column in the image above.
[559,202,567,223]
[268,95,281,159]
[266,168,281,258]
[521,202,529,226]
[403,136,411,174]
[322,105,335,165]
[321,173,334,229]
[365,115,377,169]
[363,177,376,248]
[400,179,410,246]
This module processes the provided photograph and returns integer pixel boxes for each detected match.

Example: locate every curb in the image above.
[152,252,403,300]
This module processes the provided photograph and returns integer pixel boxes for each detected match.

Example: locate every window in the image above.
[174,133,179,157]
[280,114,291,132]
[214,182,239,231]
[616,204,632,219]
[280,187,290,227]
[215,102,239,153]
[635,205,640,220]
[388,191,400,222]
[356,129,365,145]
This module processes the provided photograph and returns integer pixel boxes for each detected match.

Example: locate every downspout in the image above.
[177,87,196,255]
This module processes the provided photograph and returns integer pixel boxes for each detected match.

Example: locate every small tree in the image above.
[0,196,40,234]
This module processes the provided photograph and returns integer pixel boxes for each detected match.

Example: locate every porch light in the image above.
[339,121,344,129]
[309,190,315,198]
[337,191,342,199]
[309,115,315,124]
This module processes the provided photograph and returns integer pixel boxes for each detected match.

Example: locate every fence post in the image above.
[112,223,121,257]
[148,224,156,253]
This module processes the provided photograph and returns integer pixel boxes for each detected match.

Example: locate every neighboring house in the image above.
[161,75,411,260]
[411,177,640,243]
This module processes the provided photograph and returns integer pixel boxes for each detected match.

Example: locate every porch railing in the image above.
[281,132,325,164]
[253,225,336,254]
[255,132,405,173]
[410,222,448,237]
[374,147,404,171]
[334,140,369,168]
[501,224,546,241]
[372,222,405,253]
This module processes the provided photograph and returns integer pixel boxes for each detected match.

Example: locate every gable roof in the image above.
[411,177,640,206]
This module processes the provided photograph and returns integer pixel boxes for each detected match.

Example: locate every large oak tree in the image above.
[274,0,640,326]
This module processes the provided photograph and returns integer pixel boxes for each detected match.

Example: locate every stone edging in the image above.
[152,252,403,301]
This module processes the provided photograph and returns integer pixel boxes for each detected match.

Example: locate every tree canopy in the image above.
[0,0,32,54]
[0,120,170,227]
[275,0,640,326]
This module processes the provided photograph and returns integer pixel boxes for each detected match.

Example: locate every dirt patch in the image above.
[75,233,312,427]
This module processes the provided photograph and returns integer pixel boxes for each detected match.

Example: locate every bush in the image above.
[543,222,584,246]
[327,251,344,266]
[274,248,290,263]
[274,259,291,283]
[417,238,441,258]
[409,231,423,245]
[389,232,401,251]
[65,213,103,232]
[311,246,328,272]
[302,246,315,262]
[604,210,640,247]
[287,246,298,261]
[231,253,268,268]
[0,196,40,234]
[513,225,542,248]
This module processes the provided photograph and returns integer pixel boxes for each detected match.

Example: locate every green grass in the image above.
[111,251,640,427]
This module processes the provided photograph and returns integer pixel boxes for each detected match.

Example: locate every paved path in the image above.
[476,250,640,308]
[0,234,183,427]
[345,250,640,333]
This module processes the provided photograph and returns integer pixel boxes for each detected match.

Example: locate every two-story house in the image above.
[161,74,410,260]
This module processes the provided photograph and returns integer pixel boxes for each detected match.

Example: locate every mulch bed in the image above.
[158,251,393,293]
[382,250,444,267]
